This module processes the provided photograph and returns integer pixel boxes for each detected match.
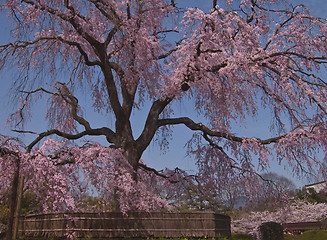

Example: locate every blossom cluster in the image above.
[0,138,172,213]
[232,200,327,236]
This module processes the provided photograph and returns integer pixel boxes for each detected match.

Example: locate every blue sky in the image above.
[0,0,326,188]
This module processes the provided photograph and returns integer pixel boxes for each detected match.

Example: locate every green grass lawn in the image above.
[230,233,254,239]
[284,230,327,240]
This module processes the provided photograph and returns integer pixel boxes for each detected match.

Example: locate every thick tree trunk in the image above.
[112,145,141,212]
[123,146,141,180]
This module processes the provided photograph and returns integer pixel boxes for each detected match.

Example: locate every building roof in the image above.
[305,180,327,188]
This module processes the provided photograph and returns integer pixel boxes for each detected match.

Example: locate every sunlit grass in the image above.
[284,230,327,240]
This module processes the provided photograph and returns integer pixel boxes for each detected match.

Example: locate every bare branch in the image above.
[12,130,38,135]
[0,36,101,67]
[213,0,217,8]
[158,48,178,59]
[138,163,178,183]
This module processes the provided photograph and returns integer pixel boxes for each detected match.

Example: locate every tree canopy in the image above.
[0,0,327,216]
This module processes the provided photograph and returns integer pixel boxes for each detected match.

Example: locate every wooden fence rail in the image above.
[18,211,231,239]
[282,221,327,232]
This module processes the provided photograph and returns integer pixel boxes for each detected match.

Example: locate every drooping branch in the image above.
[88,0,122,23]
[252,81,303,125]
[202,132,292,194]
[202,133,234,160]
[54,36,101,67]
[0,36,101,67]
[8,87,56,127]
[21,0,109,64]
[261,62,327,116]
[252,50,327,64]
[17,85,94,131]
[55,83,92,131]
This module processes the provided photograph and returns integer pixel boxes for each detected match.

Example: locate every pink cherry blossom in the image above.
[232,200,327,236]
[0,0,327,238]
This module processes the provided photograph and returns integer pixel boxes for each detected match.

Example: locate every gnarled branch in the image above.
[157,117,284,145]
[26,127,116,152]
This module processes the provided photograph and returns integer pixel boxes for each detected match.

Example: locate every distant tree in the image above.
[245,173,296,211]
[295,187,327,203]
[175,182,226,211]
[261,172,296,194]
[0,0,327,239]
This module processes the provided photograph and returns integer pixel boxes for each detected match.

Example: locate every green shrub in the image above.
[257,222,284,240]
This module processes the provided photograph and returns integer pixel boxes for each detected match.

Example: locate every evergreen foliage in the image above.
[257,222,284,240]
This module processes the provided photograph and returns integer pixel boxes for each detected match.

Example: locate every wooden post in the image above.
[12,175,24,240]
[5,157,20,240]
[4,147,24,240]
